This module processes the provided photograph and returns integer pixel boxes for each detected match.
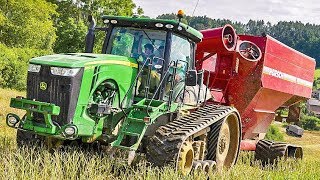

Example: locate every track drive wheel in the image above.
[208,113,241,169]
[177,140,194,175]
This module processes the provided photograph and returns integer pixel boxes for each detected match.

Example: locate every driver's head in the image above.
[144,43,154,55]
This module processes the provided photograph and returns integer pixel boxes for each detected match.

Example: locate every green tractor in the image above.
[6,13,241,174]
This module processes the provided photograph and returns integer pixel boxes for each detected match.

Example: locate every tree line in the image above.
[0,0,139,90]
[158,13,320,68]
[0,1,319,90]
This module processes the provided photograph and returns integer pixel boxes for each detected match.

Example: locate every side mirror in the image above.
[185,70,197,86]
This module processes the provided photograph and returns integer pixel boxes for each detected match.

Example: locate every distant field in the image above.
[0,88,319,179]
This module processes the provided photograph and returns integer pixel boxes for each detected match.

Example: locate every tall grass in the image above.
[0,88,319,179]
[0,141,318,180]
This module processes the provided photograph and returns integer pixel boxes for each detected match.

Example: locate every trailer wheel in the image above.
[16,129,45,148]
[255,139,303,165]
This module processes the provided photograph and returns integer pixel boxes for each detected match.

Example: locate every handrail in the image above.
[146,61,176,115]
[120,56,165,117]
[147,59,189,115]
[120,58,150,117]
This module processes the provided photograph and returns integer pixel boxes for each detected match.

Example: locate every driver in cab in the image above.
[137,43,162,96]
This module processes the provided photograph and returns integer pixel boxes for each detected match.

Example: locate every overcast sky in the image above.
[133,0,319,25]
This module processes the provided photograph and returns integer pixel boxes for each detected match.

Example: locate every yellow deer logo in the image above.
[40,82,47,91]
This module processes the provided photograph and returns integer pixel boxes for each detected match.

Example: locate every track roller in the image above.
[199,161,210,172]
[192,161,202,172]
[205,160,216,172]
[255,139,303,165]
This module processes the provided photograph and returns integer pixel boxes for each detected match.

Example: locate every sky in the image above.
[133,0,320,25]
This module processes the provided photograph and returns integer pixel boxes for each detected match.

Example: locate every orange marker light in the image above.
[177,10,184,18]
[178,10,184,16]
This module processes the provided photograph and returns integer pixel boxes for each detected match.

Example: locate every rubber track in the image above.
[146,104,237,167]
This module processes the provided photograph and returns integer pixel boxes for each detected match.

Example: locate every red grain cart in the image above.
[196,24,315,161]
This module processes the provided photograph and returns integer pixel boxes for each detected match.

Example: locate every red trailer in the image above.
[195,24,315,157]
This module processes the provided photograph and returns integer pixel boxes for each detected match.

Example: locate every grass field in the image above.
[314,69,320,80]
[0,88,319,179]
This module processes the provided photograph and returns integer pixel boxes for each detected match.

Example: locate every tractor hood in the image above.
[29,53,138,68]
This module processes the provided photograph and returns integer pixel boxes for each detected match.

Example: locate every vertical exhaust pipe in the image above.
[85,15,96,53]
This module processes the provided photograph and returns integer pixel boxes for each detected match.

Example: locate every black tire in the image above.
[16,129,45,148]
[255,139,288,165]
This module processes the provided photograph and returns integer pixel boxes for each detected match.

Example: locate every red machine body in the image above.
[196,25,315,140]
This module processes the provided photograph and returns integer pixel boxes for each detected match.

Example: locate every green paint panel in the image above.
[10,98,60,115]
[30,53,138,68]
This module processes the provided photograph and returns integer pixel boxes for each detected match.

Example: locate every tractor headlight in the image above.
[64,125,77,136]
[50,67,80,77]
[28,64,41,73]
[6,113,20,127]
[65,127,75,135]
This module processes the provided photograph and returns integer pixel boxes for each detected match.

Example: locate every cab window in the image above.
[169,34,193,81]
[163,34,193,101]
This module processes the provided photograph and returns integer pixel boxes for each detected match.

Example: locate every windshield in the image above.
[107,27,167,61]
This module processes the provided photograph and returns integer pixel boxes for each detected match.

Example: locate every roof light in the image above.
[103,19,109,24]
[110,20,117,24]
[155,23,164,28]
[178,26,183,31]
[165,24,174,29]
[132,14,139,18]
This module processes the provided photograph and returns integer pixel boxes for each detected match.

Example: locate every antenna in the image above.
[192,0,200,17]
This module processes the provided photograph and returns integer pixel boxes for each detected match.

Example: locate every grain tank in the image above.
[195,24,315,158]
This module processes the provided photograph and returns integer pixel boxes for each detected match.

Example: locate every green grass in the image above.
[314,69,320,80]
[0,88,319,179]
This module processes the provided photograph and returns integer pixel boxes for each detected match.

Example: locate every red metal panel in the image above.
[196,24,316,140]
[265,36,315,71]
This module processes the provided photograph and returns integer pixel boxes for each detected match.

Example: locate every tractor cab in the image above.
[87,14,203,104]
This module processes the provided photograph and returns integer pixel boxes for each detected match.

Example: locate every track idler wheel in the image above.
[178,140,194,175]
[255,139,303,165]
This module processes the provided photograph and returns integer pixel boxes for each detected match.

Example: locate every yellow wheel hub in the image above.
[178,141,194,175]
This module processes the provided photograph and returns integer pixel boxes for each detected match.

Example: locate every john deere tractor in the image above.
[7,12,242,174]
